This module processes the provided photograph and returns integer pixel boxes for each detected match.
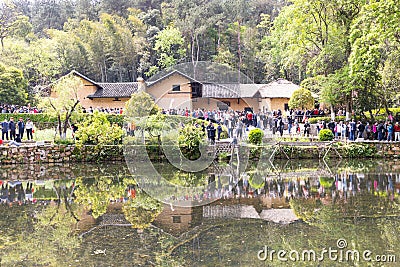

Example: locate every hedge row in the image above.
[308,114,391,124]
[0,113,124,126]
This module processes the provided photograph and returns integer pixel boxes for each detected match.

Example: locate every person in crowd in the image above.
[328,120,336,135]
[9,117,16,140]
[364,122,371,140]
[8,135,22,147]
[25,119,34,140]
[341,121,347,140]
[357,121,365,139]
[217,123,223,141]
[277,116,284,136]
[17,117,24,140]
[377,121,385,141]
[349,119,356,141]
[1,119,8,140]
[71,124,79,140]
[201,121,206,133]
[236,118,244,140]
[304,119,311,137]
[335,121,341,139]
[387,122,394,142]
[227,117,234,138]
[372,122,378,140]
[394,122,400,142]
[288,116,294,135]
[207,122,216,144]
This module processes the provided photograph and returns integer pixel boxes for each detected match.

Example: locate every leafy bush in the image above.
[319,177,334,188]
[75,111,124,147]
[178,124,205,149]
[178,124,206,160]
[218,152,230,161]
[54,138,75,145]
[248,128,264,145]
[319,129,334,141]
[340,143,377,158]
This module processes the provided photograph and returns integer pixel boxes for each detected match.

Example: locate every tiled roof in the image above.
[146,70,199,87]
[240,84,266,98]
[202,83,265,99]
[258,79,299,99]
[88,83,139,99]
[202,83,240,98]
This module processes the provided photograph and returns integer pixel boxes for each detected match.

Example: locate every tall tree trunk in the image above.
[191,32,200,79]
[237,20,242,83]
[346,97,351,121]
[369,109,374,121]
[383,97,391,116]
[58,115,62,138]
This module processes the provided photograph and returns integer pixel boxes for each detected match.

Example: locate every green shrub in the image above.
[220,131,228,139]
[218,152,230,161]
[54,138,75,145]
[248,128,264,145]
[340,143,377,158]
[75,111,124,147]
[308,116,346,124]
[319,129,334,141]
[178,124,206,160]
[319,177,334,188]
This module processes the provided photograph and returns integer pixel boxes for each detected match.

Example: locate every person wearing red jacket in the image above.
[394,122,400,142]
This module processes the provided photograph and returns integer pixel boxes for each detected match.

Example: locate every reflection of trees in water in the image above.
[122,191,163,229]
[287,192,400,266]
[74,177,129,219]
[1,204,81,266]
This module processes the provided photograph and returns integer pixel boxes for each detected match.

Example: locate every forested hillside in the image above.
[1,0,400,114]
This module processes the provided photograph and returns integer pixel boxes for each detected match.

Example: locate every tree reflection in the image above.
[74,176,127,219]
[122,190,163,229]
[1,204,80,266]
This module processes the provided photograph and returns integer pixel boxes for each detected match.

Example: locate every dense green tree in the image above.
[349,0,400,117]
[152,24,186,72]
[0,63,28,104]
[288,87,315,110]
[30,0,75,34]
[0,1,24,49]
[1,0,400,111]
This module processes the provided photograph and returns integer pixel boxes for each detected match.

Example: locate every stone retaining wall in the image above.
[0,145,124,164]
[1,141,400,165]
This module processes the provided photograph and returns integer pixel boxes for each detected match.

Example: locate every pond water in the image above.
[0,159,400,266]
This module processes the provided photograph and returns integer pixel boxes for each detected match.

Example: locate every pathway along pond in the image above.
[0,159,400,266]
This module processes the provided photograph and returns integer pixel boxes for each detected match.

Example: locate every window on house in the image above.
[172,216,181,223]
[172,85,181,92]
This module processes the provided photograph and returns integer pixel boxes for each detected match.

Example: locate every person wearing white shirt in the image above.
[25,119,34,140]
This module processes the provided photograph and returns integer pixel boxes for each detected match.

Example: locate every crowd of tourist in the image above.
[316,119,400,142]
[1,104,41,114]
[162,107,400,142]
[162,107,329,141]
[82,106,124,114]
[2,100,400,143]
[1,117,35,145]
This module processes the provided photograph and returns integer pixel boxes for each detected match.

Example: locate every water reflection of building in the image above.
[153,204,203,236]
[153,197,297,236]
